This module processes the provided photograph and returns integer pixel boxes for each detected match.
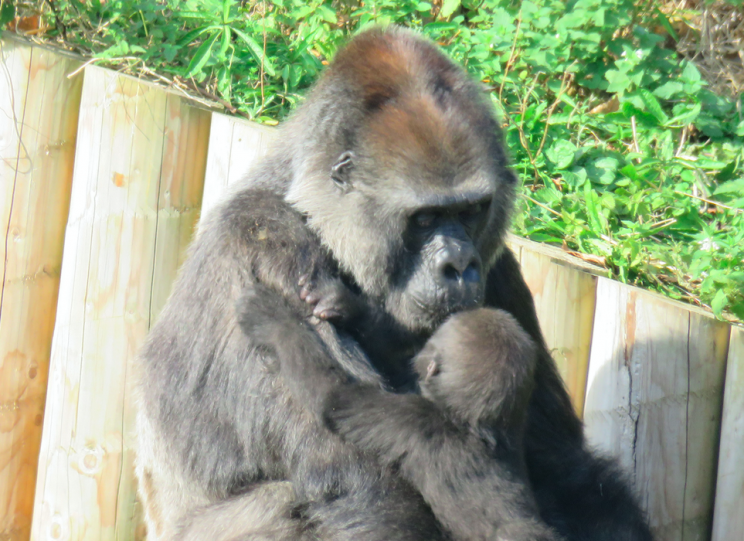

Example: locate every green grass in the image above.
[6,0,744,322]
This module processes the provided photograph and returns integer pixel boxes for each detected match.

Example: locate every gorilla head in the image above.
[285,27,516,332]
[413,308,537,429]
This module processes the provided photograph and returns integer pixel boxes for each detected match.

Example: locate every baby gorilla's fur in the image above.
[240,295,560,541]
[325,309,561,541]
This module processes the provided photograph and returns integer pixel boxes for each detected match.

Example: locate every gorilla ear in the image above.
[331,151,355,192]
[425,359,440,381]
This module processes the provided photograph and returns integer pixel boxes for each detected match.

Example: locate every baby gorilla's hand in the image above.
[298,272,363,325]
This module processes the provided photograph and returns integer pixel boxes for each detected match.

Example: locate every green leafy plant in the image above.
[15,0,744,322]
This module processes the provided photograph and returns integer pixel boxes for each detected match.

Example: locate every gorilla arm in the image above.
[323,384,559,541]
[486,249,654,541]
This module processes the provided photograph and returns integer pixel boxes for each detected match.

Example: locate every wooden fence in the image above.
[0,34,741,541]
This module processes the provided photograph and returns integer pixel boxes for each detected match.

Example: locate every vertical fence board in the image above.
[201,113,274,216]
[30,67,210,541]
[711,326,744,541]
[149,98,211,321]
[584,278,729,541]
[519,248,597,416]
[0,39,83,541]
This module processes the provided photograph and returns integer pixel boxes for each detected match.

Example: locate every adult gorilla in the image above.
[135,26,652,541]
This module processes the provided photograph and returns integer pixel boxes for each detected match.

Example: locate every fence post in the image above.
[0,37,83,541]
[201,112,274,216]
[584,278,729,541]
[517,245,598,417]
[29,66,210,541]
[711,325,744,541]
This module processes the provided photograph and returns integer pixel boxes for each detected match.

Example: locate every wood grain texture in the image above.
[201,112,275,216]
[519,247,597,417]
[29,66,210,541]
[711,326,744,541]
[0,37,83,541]
[149,98,211,321]
[584,278,729,541]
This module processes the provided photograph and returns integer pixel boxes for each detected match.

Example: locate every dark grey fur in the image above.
[240,294,561,541]
[324,308,560,541]
[135,26,653,541]
[136,189,443,541]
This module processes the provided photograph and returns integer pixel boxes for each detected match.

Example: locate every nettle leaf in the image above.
[711,289,728,317]
[653,81,683,99]
[640,89,668,124]
[317,5,338,24]
[440,0,461,18]
[587,157,620,185]
[681,61,701,83]
[697,114,725,138]
[670,101,701,126]
[605,69,630,93]
[715,159,739,183]
[96,41,130,59]
[546,140,577,170]
[715,179,744,197]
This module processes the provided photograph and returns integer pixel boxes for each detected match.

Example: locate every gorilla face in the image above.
[286,27,516,334]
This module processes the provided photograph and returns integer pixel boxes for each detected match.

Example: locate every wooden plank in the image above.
[584,278,729,541]
[711,326,744,541]
[149,98,211,321]
[519,248,597,417]
[200,112,234,215]
[201,112,275,216]
[0,38,83,541]
[29,66,210,541]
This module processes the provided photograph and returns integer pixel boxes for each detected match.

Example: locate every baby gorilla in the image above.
[240,293,559,541]
[324,308,561,541]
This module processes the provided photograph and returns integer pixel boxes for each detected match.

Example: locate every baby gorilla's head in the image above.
[413,308,538,428]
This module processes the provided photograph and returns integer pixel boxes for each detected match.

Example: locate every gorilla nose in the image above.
[436,245,480,286]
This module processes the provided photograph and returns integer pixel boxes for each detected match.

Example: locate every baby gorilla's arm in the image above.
[324,384,446,465]
[324,385,561,541]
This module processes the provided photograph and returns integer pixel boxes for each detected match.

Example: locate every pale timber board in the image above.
[711,326,744,541]
[584,278,729,541]
[519,248,597,417]
[201,112,275,216]
[0,38,83,541]
[30,66,209,541]
[149,98,211,322]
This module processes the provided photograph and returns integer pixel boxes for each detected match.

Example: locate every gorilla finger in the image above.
[303,290,323,305]
[314,307,343,321]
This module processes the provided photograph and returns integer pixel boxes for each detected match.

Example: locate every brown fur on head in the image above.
[285,27,516,333]
[413,308,537,428]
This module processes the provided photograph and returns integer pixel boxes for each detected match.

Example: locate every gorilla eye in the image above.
[459,203,485,221]
[412,211,437,229]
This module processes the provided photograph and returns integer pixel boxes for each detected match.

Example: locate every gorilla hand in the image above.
[298,271,365,324]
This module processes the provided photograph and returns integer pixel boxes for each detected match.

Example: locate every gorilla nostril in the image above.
[462,263,480,283]
[443,265,460,282]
